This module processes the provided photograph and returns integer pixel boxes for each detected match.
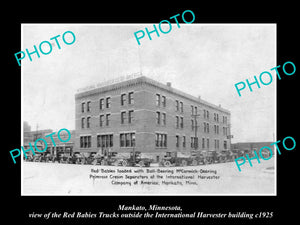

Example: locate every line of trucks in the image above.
[24,148,265,167]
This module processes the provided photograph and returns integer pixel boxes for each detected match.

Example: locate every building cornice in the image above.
[75,76,230,114]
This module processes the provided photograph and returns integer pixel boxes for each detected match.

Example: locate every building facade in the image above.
[75,76,231,161]
[23,124,75,157]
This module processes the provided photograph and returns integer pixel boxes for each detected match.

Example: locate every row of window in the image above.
[80,133,134,149]
[121,92,134,105]
[81,110,135,129]
[80,134,227,150]
[82,112,229,137]
[175,136,228,150]
[156,111,166,126]
[121,110,134,124]
[156,94,166,107]
[81,92,135,113]
[156,94,228,124]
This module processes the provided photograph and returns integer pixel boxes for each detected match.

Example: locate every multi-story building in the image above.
[75,75,231,161]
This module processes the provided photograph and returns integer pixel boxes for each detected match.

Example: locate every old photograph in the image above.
[21,24,276,195]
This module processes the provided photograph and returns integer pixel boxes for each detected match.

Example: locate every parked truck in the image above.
[119,151,152,167]
[160,151,191,167]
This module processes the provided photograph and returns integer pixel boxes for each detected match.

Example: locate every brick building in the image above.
[75,75,231,161]
[23,122,75,156]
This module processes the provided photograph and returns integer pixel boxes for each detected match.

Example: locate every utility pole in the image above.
[33,123,41,142]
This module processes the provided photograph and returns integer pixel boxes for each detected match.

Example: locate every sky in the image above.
[22,24,276,142]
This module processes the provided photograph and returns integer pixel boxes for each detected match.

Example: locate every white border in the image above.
[21,23,277,196]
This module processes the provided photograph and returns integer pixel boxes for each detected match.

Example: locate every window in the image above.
[87,117,91,128]
[207,138,210,149]
[156,94,160,106]
[126,133,131,147]
[217,140,219,149]
[204,122,209,133]
[121,94,126,106]
[80,136,84,148]
[87,101,91,112]
[162,96,166,107]
[121,111,126,124]
[88,136,91,148]
[106,97,111,108]
[128,110,134,123]
[191,120,194,131]
[156,112,161,124]
[195,106,197,116]
[99,99,104,110]
[80,135,91,148]
[99,115,104,127]
[131,133,136,147]
[155,133,167,148]
[162,134,167,147]
[81,118,85,129]
[191,137,198,149]
[120,133,125,147]
[81,102,85,113]
[183,136,186,148]
[128,92,134,104]
[224,140,227,149]
[162,113,166,125]
[202,138,205,149]
[120,132,135,147]
[204,109,209,119]
[176,135,179,147]
[155,133,159,147]
[180,102,183,113]
[97,134,113,148]
[191,106,194,115]
[180,116,183,128]
[175,100,179,111]
[106,114,110,126]
[176,116,179,128]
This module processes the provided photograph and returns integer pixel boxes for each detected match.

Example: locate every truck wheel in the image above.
[121,160,128,167]
[181,160,187,167]
[138,161,145,167]
[164,161,171,167]
[192,159,198,166]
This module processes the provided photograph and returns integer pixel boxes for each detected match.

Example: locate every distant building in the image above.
[23,124,75,157]
[75,75,231,161]
[231,142,274,156]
